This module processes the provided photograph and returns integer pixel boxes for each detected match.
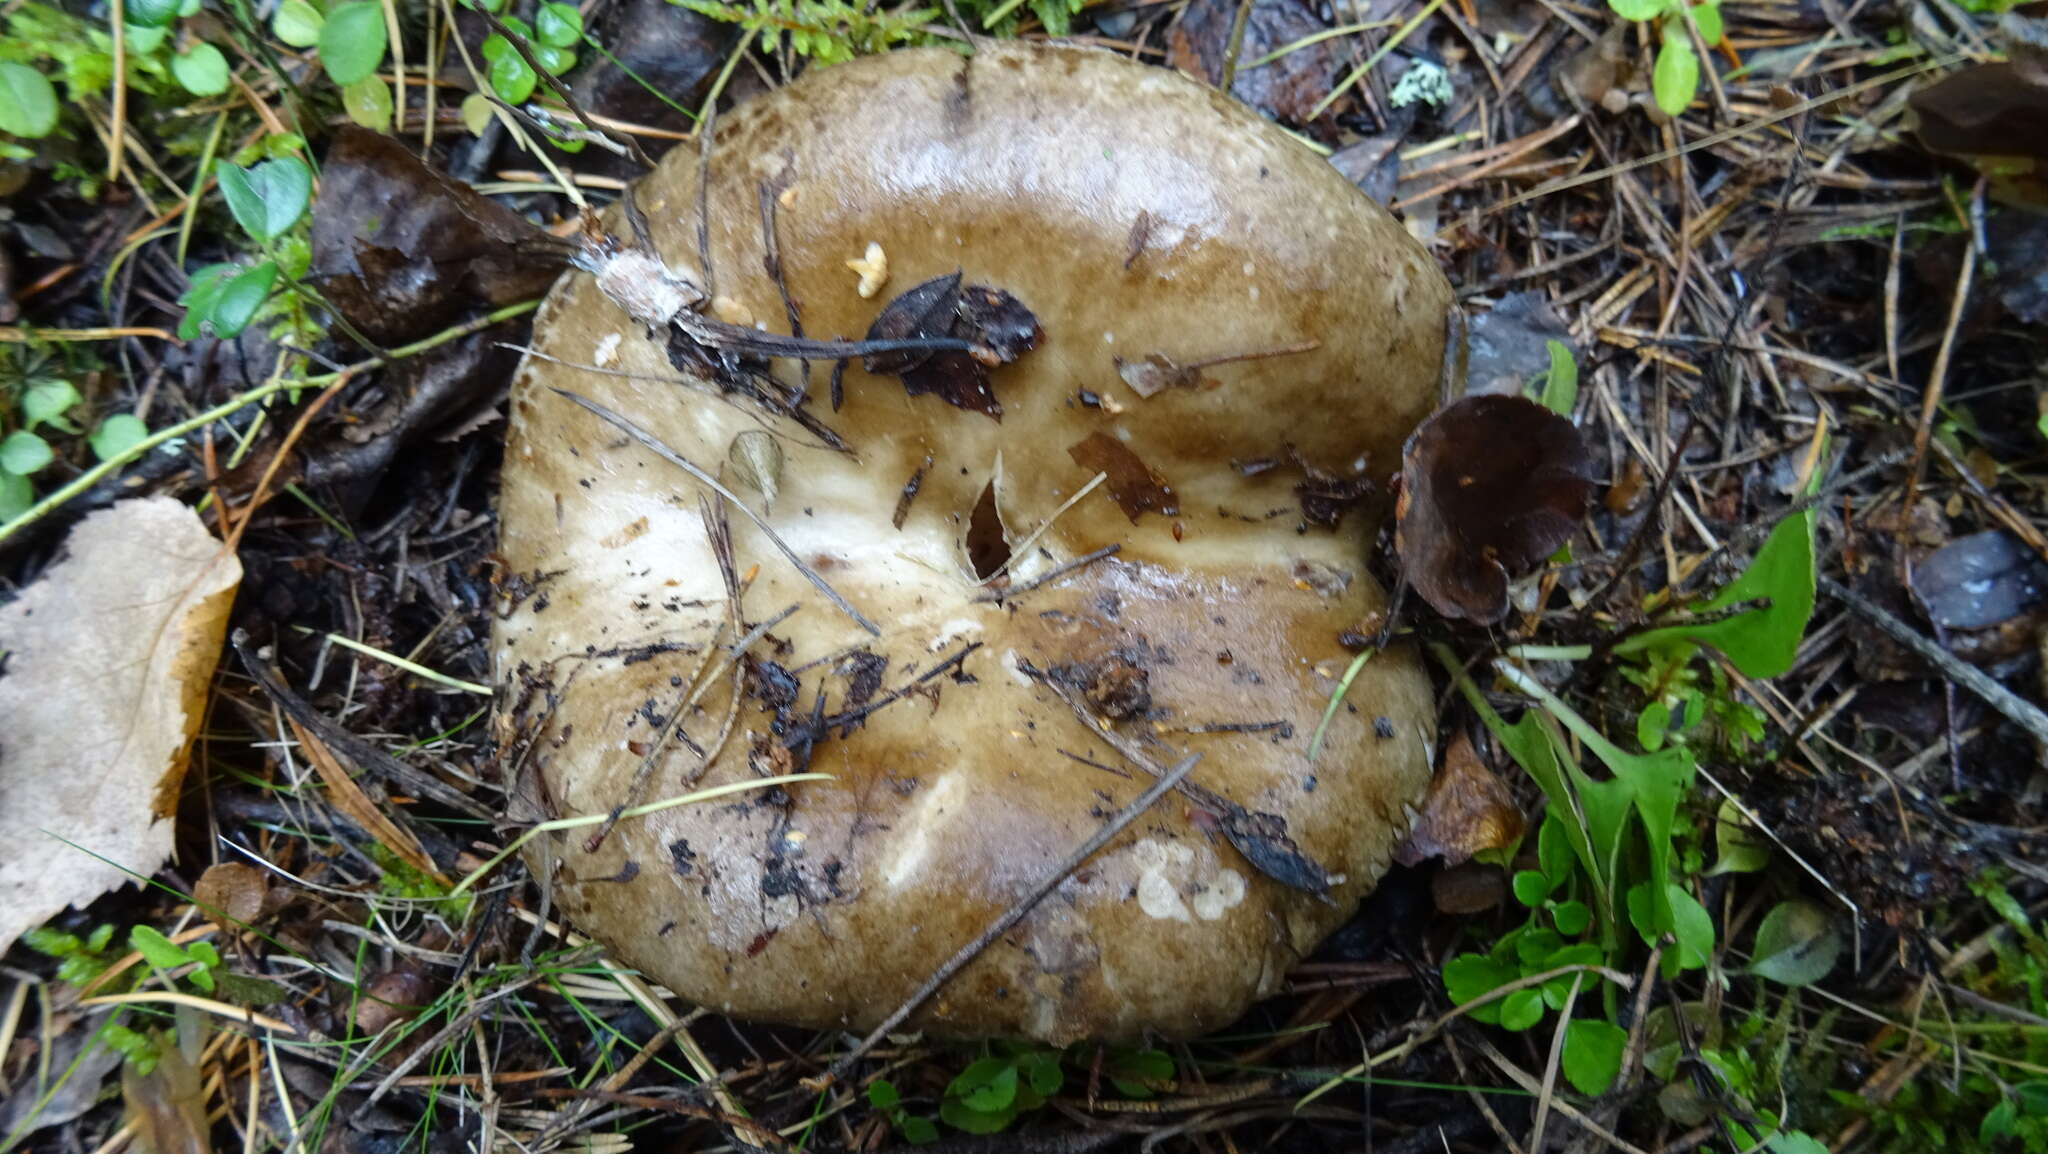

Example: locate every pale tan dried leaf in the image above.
[1393,731,1527,867]
[287,717,448,885]
[0,498,241,952]
[192,862,271,931]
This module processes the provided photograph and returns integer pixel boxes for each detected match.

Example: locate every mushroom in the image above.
[493,42,1454,1043]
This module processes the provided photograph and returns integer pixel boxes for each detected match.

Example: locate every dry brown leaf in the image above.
[122,1038,210,1154]
[192,862,272,932]
[0,498,240,952]
[1393,732,1527,867]
[287,717,448,885]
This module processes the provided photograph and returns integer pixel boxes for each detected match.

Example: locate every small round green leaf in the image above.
[0,430,53,475]
[319,2,389,85]
[217,156,311,243]
[534,2,582,46]
[22,380,81,431]
[0,62,60,139]
[867,1080,900,1110]
[1499,988,1545,1031]
[1551,899,1592,936]
[127,0,181,29]
[461,92,496,135]
[1652,34,1699,118]
[1561,1019,1627,1096]
[900,1116,938,1144]
[487,50,536,104]
[125,21,171,52]
[532,42,574,75]
[1607,0,1666,18]
[89,414,149,462]
[1512,869,1552,908]
[342,74,393,129]
[1749,900,1841,987]
[172,41,232,96]
[274,0,324,46]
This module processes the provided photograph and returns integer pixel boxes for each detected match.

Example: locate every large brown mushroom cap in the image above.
[494,41,1452,1043]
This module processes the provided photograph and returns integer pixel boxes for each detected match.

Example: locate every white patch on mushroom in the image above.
[1137,869,1191,922]
[1102,331,1115,344]
[846,242,889,299]
[930,617,984,652]
[885,772,964,889]
[1190,870,1247,920]
[592,332,623,368]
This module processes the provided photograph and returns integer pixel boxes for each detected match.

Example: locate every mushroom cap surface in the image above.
[494,41,1451,1042]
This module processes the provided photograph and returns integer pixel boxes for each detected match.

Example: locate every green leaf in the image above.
[0,430,53,475]
[939,1098,1016,1134]
[487,49,535,103]
[1614,511,1816,677]
[126,0,181,29]
[1019,1051,1063,1096]
[868,1080,900,1110]
[217,156,311,243]
[172,42,231,96]
[1442,953,1516,1007]
[1499,988,1545,1031]
[22,379,81,431]
[0,471,31,519]
[460,92,495,135]
[901,1115,939,1144]
[319,2,388,85]
[130,925,191,970]
[1537,811,1573,885]
[1690,0,1723,42]
[1636,700,1670,751]
[1562,1019,1627,1096]
[1749,899,1841,986]
[531,42,574,75]
[1707,796,1769,875]
[1666,885,1714,971]
[1539,339,1578,415]
[0,62,60,139]
[1513,869,1553,907]
[1551,900,1591,936]
[1104,1047,1173,1097]
[1765,1132,1831,1154]
[211,261,280,338]
[535,2,582,46]
[948,1058,1019,1114]
[1652,34,1698,118]
[273,0,324,46]
[1607,0,1666,18]
[342,74,392,130]
[125,21,170,52]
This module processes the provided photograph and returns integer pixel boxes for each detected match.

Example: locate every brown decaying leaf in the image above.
[863,273,1042,418]
[1168,0,1338,125]
[192,862,272,932]
[0,498,241,953]
[1067,432,1180,522]
[1907,58,2048,166]
[288,717,448,886]
[1395,394,1598,624]
[1394,732,1527,868]
[123,1041,209,1154]
[568,0,733,131]
[309,127,567,345]
[356,960,440,1034]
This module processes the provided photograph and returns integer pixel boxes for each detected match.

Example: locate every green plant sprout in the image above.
[21,923,121,986]
[867,1045,1174,1141]
[676,0,937,66]
[1606,0,1723,117]
[1433,502,1822,1124]
[1,357,150,520]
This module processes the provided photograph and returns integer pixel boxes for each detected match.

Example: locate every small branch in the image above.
[1819,577,2048,747]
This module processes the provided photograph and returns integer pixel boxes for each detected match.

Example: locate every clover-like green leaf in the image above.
[273,0,324,46]
[1562,1018,1627,1096]
[22,380,81,432]
[217,156,311,243]
[1614,511,1816,677]
[535,1,582,46]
